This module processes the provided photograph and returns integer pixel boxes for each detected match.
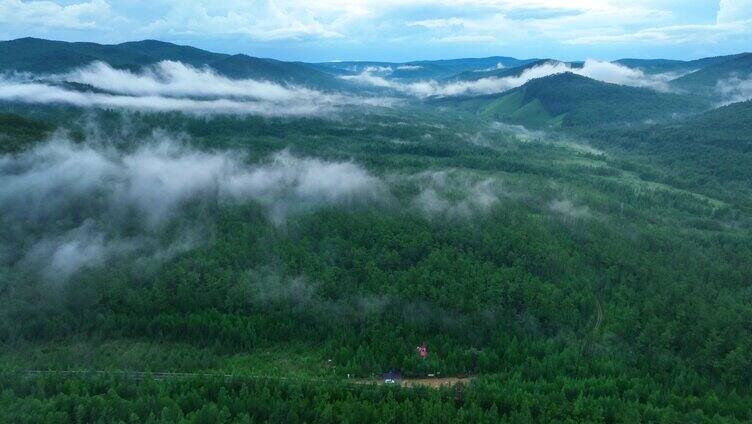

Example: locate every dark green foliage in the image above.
[671,53,752,93]
[0,37,340,88]
[0,113,51,152]
[1,81,752,421]
[584,100,752,204]
[1,372,750,423]
[438,73,709,128]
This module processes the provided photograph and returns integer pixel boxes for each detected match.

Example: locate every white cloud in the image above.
[408,17,466,29]
[141,1,346,41]
[476,63,506,72]
[0,0,115,29]
[1,135,385,279]
[0,0,748,58]
[717,74,752,105]
[717,0,752,24]
[226,150,385,223]
[65,61,320,101]
[25,220,140,280]
[565,0,752,45]
[341,59,678,98]
[361,65,393,74]
[549,199,590,219]
[432,34,498,43]
[1,136,384,226]
[566,22,751,45]
[575,59,680,90]
[411,171,500,217]
[0,61,395,116]
[404,3,671,47]
[0,78,325,116]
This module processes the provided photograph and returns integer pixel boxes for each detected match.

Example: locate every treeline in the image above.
[1,372,750,423]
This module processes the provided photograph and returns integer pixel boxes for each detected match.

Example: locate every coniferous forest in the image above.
[0,37,751,422]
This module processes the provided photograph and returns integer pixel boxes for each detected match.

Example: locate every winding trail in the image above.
[594,298,604,333]
[582,297,604,356]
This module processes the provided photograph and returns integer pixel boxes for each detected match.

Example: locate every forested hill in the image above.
[313,56,538,80]
[591,99,752,151]
[657,99,752,146]
[0,37,339,88]
[445,59,579,82]
[671,53,752,92]
[584,100,752,201]
[614,53,748,75]
[433,72,708,128]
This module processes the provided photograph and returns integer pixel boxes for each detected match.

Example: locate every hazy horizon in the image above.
[3,35,750,64]
[0,1,749,62]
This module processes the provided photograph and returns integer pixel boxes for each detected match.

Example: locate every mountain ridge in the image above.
[434,72,709,128]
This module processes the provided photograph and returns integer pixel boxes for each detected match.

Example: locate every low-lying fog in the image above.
[341,59,686,97]
[0,133,385,280]
[0,61,396,116]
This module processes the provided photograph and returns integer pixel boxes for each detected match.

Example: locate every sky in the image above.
[0,0,750,62]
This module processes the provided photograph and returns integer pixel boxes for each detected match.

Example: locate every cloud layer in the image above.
[0,134,383,279]
[4,1,750,63]
[717,74,752,105]
[411,171,500,218]
[341,59,680,98]
[0,61,393,116]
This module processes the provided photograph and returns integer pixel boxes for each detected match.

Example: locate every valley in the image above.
[0,36,751,422]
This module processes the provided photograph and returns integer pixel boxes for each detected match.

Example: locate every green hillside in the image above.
[437,72,707,128]
[586,100,752,196]
[0,37,340,88]
[209,54,342,88]
[671,53,752,93]
[658,99,752,145]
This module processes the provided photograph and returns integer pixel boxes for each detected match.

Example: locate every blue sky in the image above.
[0,0,750,62]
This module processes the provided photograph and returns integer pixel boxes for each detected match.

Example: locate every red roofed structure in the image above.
[416,342,428,358]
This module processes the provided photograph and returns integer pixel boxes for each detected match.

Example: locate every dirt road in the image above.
[361,377,471,388]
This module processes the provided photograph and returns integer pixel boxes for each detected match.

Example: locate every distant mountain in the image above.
[670,53,752,93]
[613,54,748,76]
[407,57,536,79]
[115,40,224,66]
[613,58,691,75]
[445,59,581,82]
[0,37,153,73]
[314,56,537,81]
[0,37,341,88]
[209,54,341,88]
[435,72,708,128]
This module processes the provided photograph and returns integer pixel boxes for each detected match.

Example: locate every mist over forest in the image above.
[0,34,751,423]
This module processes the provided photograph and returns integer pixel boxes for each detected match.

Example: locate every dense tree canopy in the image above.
[1,102,751,422]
